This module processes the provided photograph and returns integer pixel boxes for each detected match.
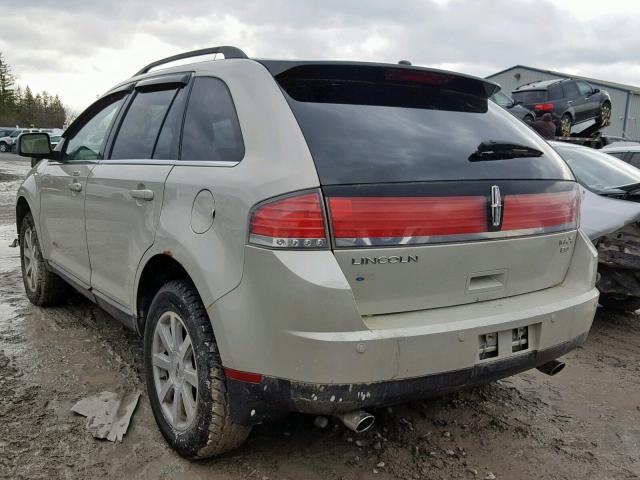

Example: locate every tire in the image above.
[144,279,250,458]
[19,212,68,306]
[558,113,572,137]
[0,142,7,153]
[598,292,640,312]
[596,102,611,127]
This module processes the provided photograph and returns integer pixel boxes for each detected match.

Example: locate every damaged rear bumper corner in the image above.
[227,331,589,426]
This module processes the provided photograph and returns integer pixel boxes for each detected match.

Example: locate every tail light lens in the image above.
[249,191,328,249]
[502,188,579,232]
[328,196,488,247]
[327,187,579,248]
[533,102,554,112]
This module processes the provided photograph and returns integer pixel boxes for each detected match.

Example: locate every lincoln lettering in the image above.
[351,255,418,265]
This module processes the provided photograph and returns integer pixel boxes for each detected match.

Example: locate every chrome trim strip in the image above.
[249,233,328,249]
[334,223,577,248]
[96,159,239,167]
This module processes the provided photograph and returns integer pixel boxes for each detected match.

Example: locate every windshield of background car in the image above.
[9,130,21,137]
[276,65,572,185]
[512,90,548,104]
[491,91,513,107]
[554,145,640,192]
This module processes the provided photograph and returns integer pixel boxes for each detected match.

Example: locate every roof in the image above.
[602,144,640,152]
[487,65,640,94]
[513,79,565,91]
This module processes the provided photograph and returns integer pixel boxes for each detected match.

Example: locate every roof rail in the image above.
[134,46,248,76]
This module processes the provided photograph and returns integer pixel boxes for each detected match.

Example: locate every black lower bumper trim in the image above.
[227,332,588,426]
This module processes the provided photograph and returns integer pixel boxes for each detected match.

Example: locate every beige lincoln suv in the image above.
[15,46,599,458]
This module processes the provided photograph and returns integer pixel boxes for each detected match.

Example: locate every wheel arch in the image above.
[135,252,201,334]
[16,195,32,234]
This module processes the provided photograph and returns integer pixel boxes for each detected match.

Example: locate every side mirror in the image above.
[18,133,52,160]
[592,88,600,94]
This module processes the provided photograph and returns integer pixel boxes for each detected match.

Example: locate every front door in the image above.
[38,93,126,286]
[85,80,187,309]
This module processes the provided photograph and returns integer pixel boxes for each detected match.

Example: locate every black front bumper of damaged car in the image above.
[226,332,588,426]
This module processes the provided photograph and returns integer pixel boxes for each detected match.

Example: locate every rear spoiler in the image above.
[257,60,500,99]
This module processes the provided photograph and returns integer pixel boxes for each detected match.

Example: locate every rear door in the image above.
[84,74,190,310]
[563,81,586,121]
[273,64,578,316]
[38,93,126,286]
[576,81,600,121]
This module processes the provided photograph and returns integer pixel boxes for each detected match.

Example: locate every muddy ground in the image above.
[0,152,639,480]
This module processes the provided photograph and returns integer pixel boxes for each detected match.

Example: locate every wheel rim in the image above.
[152,311,198,431]
[601,104,611,124]
[23,227,39,292]
[561,116,571,137]
[0,144,5,152]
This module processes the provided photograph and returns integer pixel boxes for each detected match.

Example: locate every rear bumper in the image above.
[228,331,588,425]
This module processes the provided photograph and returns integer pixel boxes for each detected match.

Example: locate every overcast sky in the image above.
[2,0,639,111]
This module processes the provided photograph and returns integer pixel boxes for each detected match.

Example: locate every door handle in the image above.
[69,182,82,192]
[567,100,573,104]
[130,189,154,201]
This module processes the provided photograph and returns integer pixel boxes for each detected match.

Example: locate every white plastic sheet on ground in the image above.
[71,391,141,442]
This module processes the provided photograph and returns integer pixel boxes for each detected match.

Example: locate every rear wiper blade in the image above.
[469,141,544,161]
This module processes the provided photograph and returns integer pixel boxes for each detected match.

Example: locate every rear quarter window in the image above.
[180,77,244,162]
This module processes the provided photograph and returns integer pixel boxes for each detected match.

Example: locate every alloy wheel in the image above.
[0,143,6,152]
[560,116,571,137]
[22,227,39,292]
[152,311,199,431]
[600,104,611,125]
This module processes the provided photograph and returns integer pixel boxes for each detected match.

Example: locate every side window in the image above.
[629,152,640,168]
[608,152,627,160]
[548,85,562,100]
[576,82,592,96]
[562,82,580,98]
[180,77,244,162]
[110,88,177,160]
[153,87,188,160]
[64,95,125,161]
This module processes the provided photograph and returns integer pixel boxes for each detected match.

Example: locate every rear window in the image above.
[512,90,548,104]
[276,65,572,185]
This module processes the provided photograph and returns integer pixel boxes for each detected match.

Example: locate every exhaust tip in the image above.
[536,360,566,376]
[337,410,375,433]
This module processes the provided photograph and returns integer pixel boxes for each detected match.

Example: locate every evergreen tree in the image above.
[0,52,66,127]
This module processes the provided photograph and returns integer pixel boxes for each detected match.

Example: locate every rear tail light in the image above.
[328,196,488,247]
[326,187,579,248]
[502,188,579,232]
[249,191,328,249]
[533,102,554,112]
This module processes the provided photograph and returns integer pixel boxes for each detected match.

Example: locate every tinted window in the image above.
[548,85,562,100]
[278,67,572,184]
[576,82,592,96]
[153,87,188,160]
[555,145,640,192]
[64,95,125,161]
[491,91,513,107]
[562,82,580,98]
[110,88,176,160]
[180,77,244,162]
[629,152,640,168]
[512,90,548,103]
[608,152,627,160]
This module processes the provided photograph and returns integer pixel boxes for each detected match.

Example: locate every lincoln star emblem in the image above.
[491,185,502,227]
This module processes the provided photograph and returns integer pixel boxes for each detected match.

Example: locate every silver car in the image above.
[15,46,599,458]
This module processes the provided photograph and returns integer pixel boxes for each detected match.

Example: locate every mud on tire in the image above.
[19,212,69,306]
[144,279,251,458]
